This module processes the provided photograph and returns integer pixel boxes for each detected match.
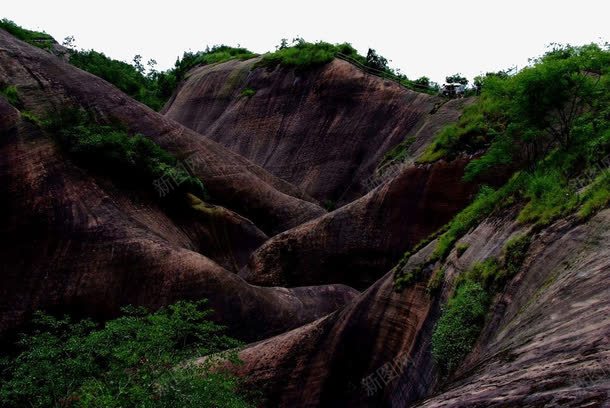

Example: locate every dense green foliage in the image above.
[258,39,439,94]
[431,281,489,372]
[432,234,531,372]
[503,234,531,277]
[68,44,257,110]
[417,44,610,256]
[0,301,251,407]
[0,19,55,50]
[258,40,351,70]
[241,87,256,97]
[578,171,610,219]
[445,74,468,86]
[47,109,207,201]
[69,50,171,110]
[403,44,610,374]
[69,45,257,110]
[174,45,257,81]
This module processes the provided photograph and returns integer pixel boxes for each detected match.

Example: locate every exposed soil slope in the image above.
[163,58,470,204]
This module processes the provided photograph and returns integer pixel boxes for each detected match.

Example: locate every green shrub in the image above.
[0,301,251,408]
[418,100,499,164]
[379,136,416,168]
[258,40,339,70]
[577,171,610,219]
[394,263,426,289]
[503,234,531,277]
[458,258,502,291]
[431,184,505,262]
[393,225,449,291]
[20,111,42,126]
[48,109,207,201]
[432,281,489,372]
[0,85,21,108]
[70,45,257,110]
[427,267,446,295]
[455,242,470,257]
[174,46,257,81]
[516,169,575,225]
[241,88,256,97]
[70,50,170,110]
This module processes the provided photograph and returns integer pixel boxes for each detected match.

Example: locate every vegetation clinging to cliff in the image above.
[69,50,171,110]
[47,109,207,201]
[431,281,489,373]
[401,44,609,374]
[0,301,251,407]
[0,18,55,50]
[417,44,610,261]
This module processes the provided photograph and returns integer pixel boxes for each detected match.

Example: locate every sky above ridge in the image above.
[3,0,609,84]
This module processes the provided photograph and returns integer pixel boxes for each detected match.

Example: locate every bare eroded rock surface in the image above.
[163,58,470,204]
[0,29,324,236]
[240,158,479,289]
[2,28,609,408]
[224,210,610,407]
[0,34,358,341]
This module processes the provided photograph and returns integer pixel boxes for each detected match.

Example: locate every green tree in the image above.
[0,301,251,408]
[365,48,389,71]
[413,76,431,88]
[62,35,76,49]
[132,54,145,75]
[445,73,468,85]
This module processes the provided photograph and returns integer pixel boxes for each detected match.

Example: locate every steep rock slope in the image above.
[0,93,357,343]
[0,33,358,341]
[241,157,479,289]
[163,58,469,204]
[223,209,610,407]
[416,213,610,407]
[0,29,324,236]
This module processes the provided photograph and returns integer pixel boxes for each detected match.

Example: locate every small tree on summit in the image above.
[446,73,469,86]
[414,76,431,88]
[365,48,389,71]
[133,54,145,74]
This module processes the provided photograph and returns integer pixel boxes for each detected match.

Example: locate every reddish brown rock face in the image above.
[226,211,610,407]
[0,30,324,237]
[2,27,608,408]
[240,158,478,289]
[163,58,469,204]
[0,33,358,341]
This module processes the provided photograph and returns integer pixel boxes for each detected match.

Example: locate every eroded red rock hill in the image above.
[163,57,469,204]
[2,27,609,408]
[0,30,357,342]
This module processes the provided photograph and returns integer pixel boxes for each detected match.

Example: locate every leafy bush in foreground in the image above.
[0,301,251,408]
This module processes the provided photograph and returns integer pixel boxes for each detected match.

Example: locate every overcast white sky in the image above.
[3,0,609,83]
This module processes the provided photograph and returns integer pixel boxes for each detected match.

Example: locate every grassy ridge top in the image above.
[0,18,55,50]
